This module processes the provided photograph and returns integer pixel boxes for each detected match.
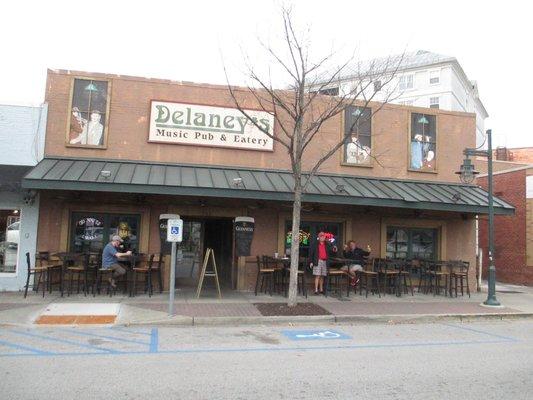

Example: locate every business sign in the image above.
[281,329,352,341]
[234,216,255,257]
[149,101,274,151]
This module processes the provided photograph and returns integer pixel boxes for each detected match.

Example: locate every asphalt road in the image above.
[1,320,532,399]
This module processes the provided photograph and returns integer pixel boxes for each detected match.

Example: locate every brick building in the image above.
[477,164,533,285]
[20,69,513,292]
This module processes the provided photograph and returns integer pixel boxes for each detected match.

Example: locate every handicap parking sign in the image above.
[282,329,351,341]
[166,219,183,242]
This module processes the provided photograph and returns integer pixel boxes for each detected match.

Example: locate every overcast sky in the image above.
[2,0,531,148]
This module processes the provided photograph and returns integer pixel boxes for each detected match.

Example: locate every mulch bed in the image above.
[254,302,331,316]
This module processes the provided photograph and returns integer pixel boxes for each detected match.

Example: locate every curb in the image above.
[118,312,533,327]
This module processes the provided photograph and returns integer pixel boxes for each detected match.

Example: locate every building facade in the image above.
[0,103,47,290]
[21,69,512,292]
[310,50,489,148]
[477,163,533,285]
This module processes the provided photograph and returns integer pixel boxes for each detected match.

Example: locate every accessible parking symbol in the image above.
[282,329,351,341]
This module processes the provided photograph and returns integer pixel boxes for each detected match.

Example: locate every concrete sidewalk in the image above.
[1,282,532,327]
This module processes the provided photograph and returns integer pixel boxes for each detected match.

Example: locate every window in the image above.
[67,78,110,147]
[429,97,440,109]
[318,87,339,96]
[429,70,440,85]
[284,221,343,259]
[386,227,437,260]
[399,74,414,91]
[0,210,20,273]
[410,113,437,171]
[373,80,382,92]
[343,106,372,165]
[70,212,140,253]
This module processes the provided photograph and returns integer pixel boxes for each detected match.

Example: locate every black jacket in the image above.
[343,247,370,264]
[309,240,336,267]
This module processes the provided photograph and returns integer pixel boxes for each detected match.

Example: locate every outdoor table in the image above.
[270,257,290,295]
[52,252,82,297]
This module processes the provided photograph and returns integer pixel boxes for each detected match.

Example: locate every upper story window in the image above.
[410,113,437,171]
[399,100,414,106]
[67,78,111,148]
[343,106,372,166]
[399,74,414,91]
[318,87,339,96]
[429,97,440,109]
[429,70,440,85]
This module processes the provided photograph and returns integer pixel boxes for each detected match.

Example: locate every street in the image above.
[1,320,532,399]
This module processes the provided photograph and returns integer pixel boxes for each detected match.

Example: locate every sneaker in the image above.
[108,277,117,288]
[314,291,319,296]
[350,278,357,286]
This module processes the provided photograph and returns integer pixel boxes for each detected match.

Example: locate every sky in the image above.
[1,0,531,148]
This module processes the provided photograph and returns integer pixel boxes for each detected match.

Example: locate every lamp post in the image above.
[456,129,500,306]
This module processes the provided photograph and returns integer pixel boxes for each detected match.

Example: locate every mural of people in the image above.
[346,136,371,164]
[410,114,436,170]
[344,106,372,165]
[67,79,109,147]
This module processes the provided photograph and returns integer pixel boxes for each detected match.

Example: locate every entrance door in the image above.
[175,218,234,288]
[204,218,234,288]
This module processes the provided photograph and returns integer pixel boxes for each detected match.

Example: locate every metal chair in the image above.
[254,256,275,296]
[450,261,471,298]
[132,254,155,296]
[23,252,47,298]
[358,258,381,298]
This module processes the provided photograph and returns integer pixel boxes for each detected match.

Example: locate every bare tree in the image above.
[225,7,403,306]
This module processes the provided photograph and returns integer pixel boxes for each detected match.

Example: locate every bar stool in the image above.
[23,252,47,298]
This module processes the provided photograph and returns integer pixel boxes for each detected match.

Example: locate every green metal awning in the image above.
[22,157,515,215]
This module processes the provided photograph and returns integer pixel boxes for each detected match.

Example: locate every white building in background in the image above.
[310,50,489,147]
[0,103,47,290]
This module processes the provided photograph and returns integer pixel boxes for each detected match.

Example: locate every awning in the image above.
[22,157,514,215]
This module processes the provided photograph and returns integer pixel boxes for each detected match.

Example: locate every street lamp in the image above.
[455,129,500,306]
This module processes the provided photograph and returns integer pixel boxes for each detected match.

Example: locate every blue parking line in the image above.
[57,328,150,346]
[440,323,519,342]
[0,337,515,358]
[0,339,54,355]
[149,328,158,353]
[9,329,122,354]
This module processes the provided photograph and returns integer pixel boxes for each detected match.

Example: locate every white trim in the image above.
[477,164,533,178]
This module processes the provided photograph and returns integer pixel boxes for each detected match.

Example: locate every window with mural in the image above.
[67,78,110,147]
[70,213,140,253]
[344,106,372,165]
[410,113,437,171]
[386,227,437,260]
[285,221,342,259]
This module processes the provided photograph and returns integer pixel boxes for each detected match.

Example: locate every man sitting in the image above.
[342,240,371,286]
[102,235,132,288]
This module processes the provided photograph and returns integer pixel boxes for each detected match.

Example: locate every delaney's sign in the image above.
[149,101,274,151]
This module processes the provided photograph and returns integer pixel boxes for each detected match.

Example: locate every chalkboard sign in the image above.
[234,216,255,257]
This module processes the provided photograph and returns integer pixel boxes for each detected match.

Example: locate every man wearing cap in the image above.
[102,235,132,288]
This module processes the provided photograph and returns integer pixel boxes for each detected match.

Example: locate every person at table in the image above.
[309,231,337,295]
[102,235,132,288]
[342,240,371,286]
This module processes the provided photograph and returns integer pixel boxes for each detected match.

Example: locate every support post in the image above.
[169,241,177,316]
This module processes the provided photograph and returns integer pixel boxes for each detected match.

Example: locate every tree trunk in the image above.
[287,176,302,307]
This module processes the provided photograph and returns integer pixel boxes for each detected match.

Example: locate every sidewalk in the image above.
[1,282,532,327]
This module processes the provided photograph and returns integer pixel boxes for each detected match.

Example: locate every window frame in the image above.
[341,105,373,168]
[399,74,414,91]
[429,70,440,85]
[429,97,440,109]
[69,211,141,254]
[386,226,438,260]
[65,76,112,150]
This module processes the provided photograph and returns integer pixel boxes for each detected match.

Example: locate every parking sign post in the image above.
[166,218,183,316]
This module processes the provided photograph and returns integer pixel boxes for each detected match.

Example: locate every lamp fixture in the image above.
[455,157,479,184]
[84,82,98,92]
[100,170,111,179]
[335,184,346,193]
[232,177,243,187]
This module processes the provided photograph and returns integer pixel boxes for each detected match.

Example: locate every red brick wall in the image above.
[478,170,533,285]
